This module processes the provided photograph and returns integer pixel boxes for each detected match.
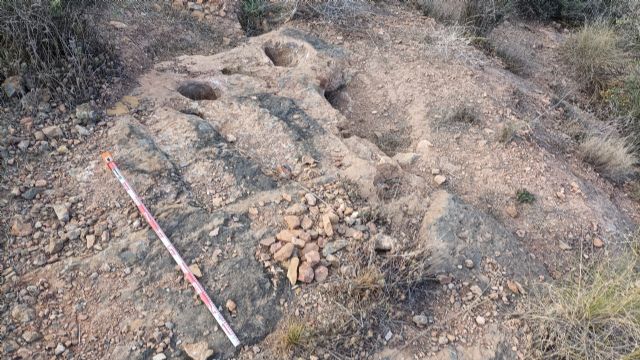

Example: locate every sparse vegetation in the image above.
[294,0,373,29]
[561,23,626,97]
[499,123,516,143]
[238,0,296,36]
[272,319,309,356]
[302,236,433,356]
[512,0,631,24]
[0,0,119,104]
[447,104,479,124]
[516,189,535,203]
[526,237,640,359]
[579,134,637,180]
[605,67,640,152]
[629,181,640,201]
[417,0,509,34]
[493,42,530,76]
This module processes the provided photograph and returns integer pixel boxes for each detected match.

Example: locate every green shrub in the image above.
[0,0,118,104]
[561,23,626,96]
[516,189,535,203]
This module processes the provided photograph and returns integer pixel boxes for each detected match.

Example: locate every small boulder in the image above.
[393,152,420,166]
[52,203,70,223]
[297,262,314,283]
[45,238,65,255]
[75,102,99,124]
[11,304,35,323]
[304,250,321,267]
[374,233,395,251]
[285,203,307,216]
[283,215,301,230]
[276,230,295,242]
[273,243,294,262]
[2,75,23,97]
[322,239,348,257]
[10,217,33,237]
[433,175,447,186]
[189,264,202,278]
[22,330,42,343]
[301,216,313,230]
[314,265,329,282]
[287,257,299,285]
[412,314,429,327]
[42,125,63,139]
[304,193,317,206]
[183,342,214,360]
[322,214,334,237]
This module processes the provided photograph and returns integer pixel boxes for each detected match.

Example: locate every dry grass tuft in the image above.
[0,0,119,104]
[445,104,480,125]
[561,23,627,96]
[526,235,640,360]
[499,122,516,143]
[579,134,637,180]
[493,42,530,76]
[272,319,309,356]
[349,265,385,300]
[417,0,509,34]
[303,235,433,356]
[238,0,297,36]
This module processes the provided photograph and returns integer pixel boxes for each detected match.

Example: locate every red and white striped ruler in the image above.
[101,152,241,347]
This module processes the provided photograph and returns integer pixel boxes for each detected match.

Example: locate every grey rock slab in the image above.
[418,190,545,283]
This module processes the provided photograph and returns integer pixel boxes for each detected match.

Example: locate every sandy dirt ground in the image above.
[1,1,638,360]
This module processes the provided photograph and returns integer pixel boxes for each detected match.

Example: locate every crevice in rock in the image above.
[177,81,220,101]
[264,42,306,67]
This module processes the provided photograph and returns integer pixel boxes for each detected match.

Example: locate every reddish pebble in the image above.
[301,242,319,256]
[304,250,321,267]
[297,262,314,283]
[273,243,294,261]
[314,265,329,282]
[269,242,283,254]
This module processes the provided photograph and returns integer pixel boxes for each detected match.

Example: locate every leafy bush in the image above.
[0,0,119,104]
[561,23,626,96]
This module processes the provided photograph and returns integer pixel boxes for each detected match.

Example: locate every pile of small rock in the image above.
[256,182,376,286]
[169,0,228,20]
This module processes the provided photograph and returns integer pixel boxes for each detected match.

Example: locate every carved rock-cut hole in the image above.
[264,42,305,67]
[177,81,219,101]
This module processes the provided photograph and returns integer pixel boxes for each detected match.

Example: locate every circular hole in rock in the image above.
[177,81,219,101]
[264,42,305,67]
